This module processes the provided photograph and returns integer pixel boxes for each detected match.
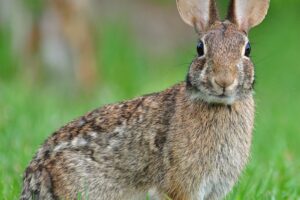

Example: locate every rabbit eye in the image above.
[245,42,251,57]
[197,41,205,57]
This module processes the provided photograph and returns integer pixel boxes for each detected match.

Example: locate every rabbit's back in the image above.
[20,85,181,199]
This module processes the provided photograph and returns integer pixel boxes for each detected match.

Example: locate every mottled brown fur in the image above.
[20,83,254,199]
[20,0,269,199]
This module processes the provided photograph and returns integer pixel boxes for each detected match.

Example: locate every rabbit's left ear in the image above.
[177,0,219,33]
[227,0,270,32]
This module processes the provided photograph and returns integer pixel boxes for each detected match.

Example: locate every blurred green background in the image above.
[0,0,299,199]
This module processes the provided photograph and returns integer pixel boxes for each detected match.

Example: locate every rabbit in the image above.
[20,0,270,199]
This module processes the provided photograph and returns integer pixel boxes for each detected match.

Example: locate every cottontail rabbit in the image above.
[20,0,270,199]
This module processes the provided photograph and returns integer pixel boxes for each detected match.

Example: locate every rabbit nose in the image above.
[213,75,235,91]
[215,77,234,88]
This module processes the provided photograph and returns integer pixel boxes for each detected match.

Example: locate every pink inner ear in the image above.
[231,0,270,31]
[193,17,206,33]
[177,0,220,33]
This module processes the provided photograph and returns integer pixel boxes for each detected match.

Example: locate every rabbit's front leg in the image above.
[202,181,235,200]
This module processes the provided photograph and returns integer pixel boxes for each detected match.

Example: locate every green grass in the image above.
[1,1,300,199]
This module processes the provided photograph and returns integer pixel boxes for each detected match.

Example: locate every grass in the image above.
[1,1,300,199]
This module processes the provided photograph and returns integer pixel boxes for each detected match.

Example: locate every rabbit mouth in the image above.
[189,86,237,105]
[205,84,237,103]
[217,94,229,98]
[208,93,236,105]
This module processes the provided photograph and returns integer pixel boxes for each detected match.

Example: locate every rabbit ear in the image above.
[177,0,219,33]
[227,0,270,32]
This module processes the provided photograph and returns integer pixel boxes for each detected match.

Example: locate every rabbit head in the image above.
[177,0,269,105]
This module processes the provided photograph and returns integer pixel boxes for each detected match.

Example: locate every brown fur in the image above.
[20,83,254,199]
[227,0,238,25]
[20,0,269,199]
[208,0,219,26]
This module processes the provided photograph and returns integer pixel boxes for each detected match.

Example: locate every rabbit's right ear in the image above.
[227,0,270,32]
[176,0,219,33]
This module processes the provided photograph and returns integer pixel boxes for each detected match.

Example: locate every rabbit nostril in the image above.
[214,77,235,90]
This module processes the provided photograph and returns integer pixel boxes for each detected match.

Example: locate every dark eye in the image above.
[197,41,205,57]
[245,42,251,57]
